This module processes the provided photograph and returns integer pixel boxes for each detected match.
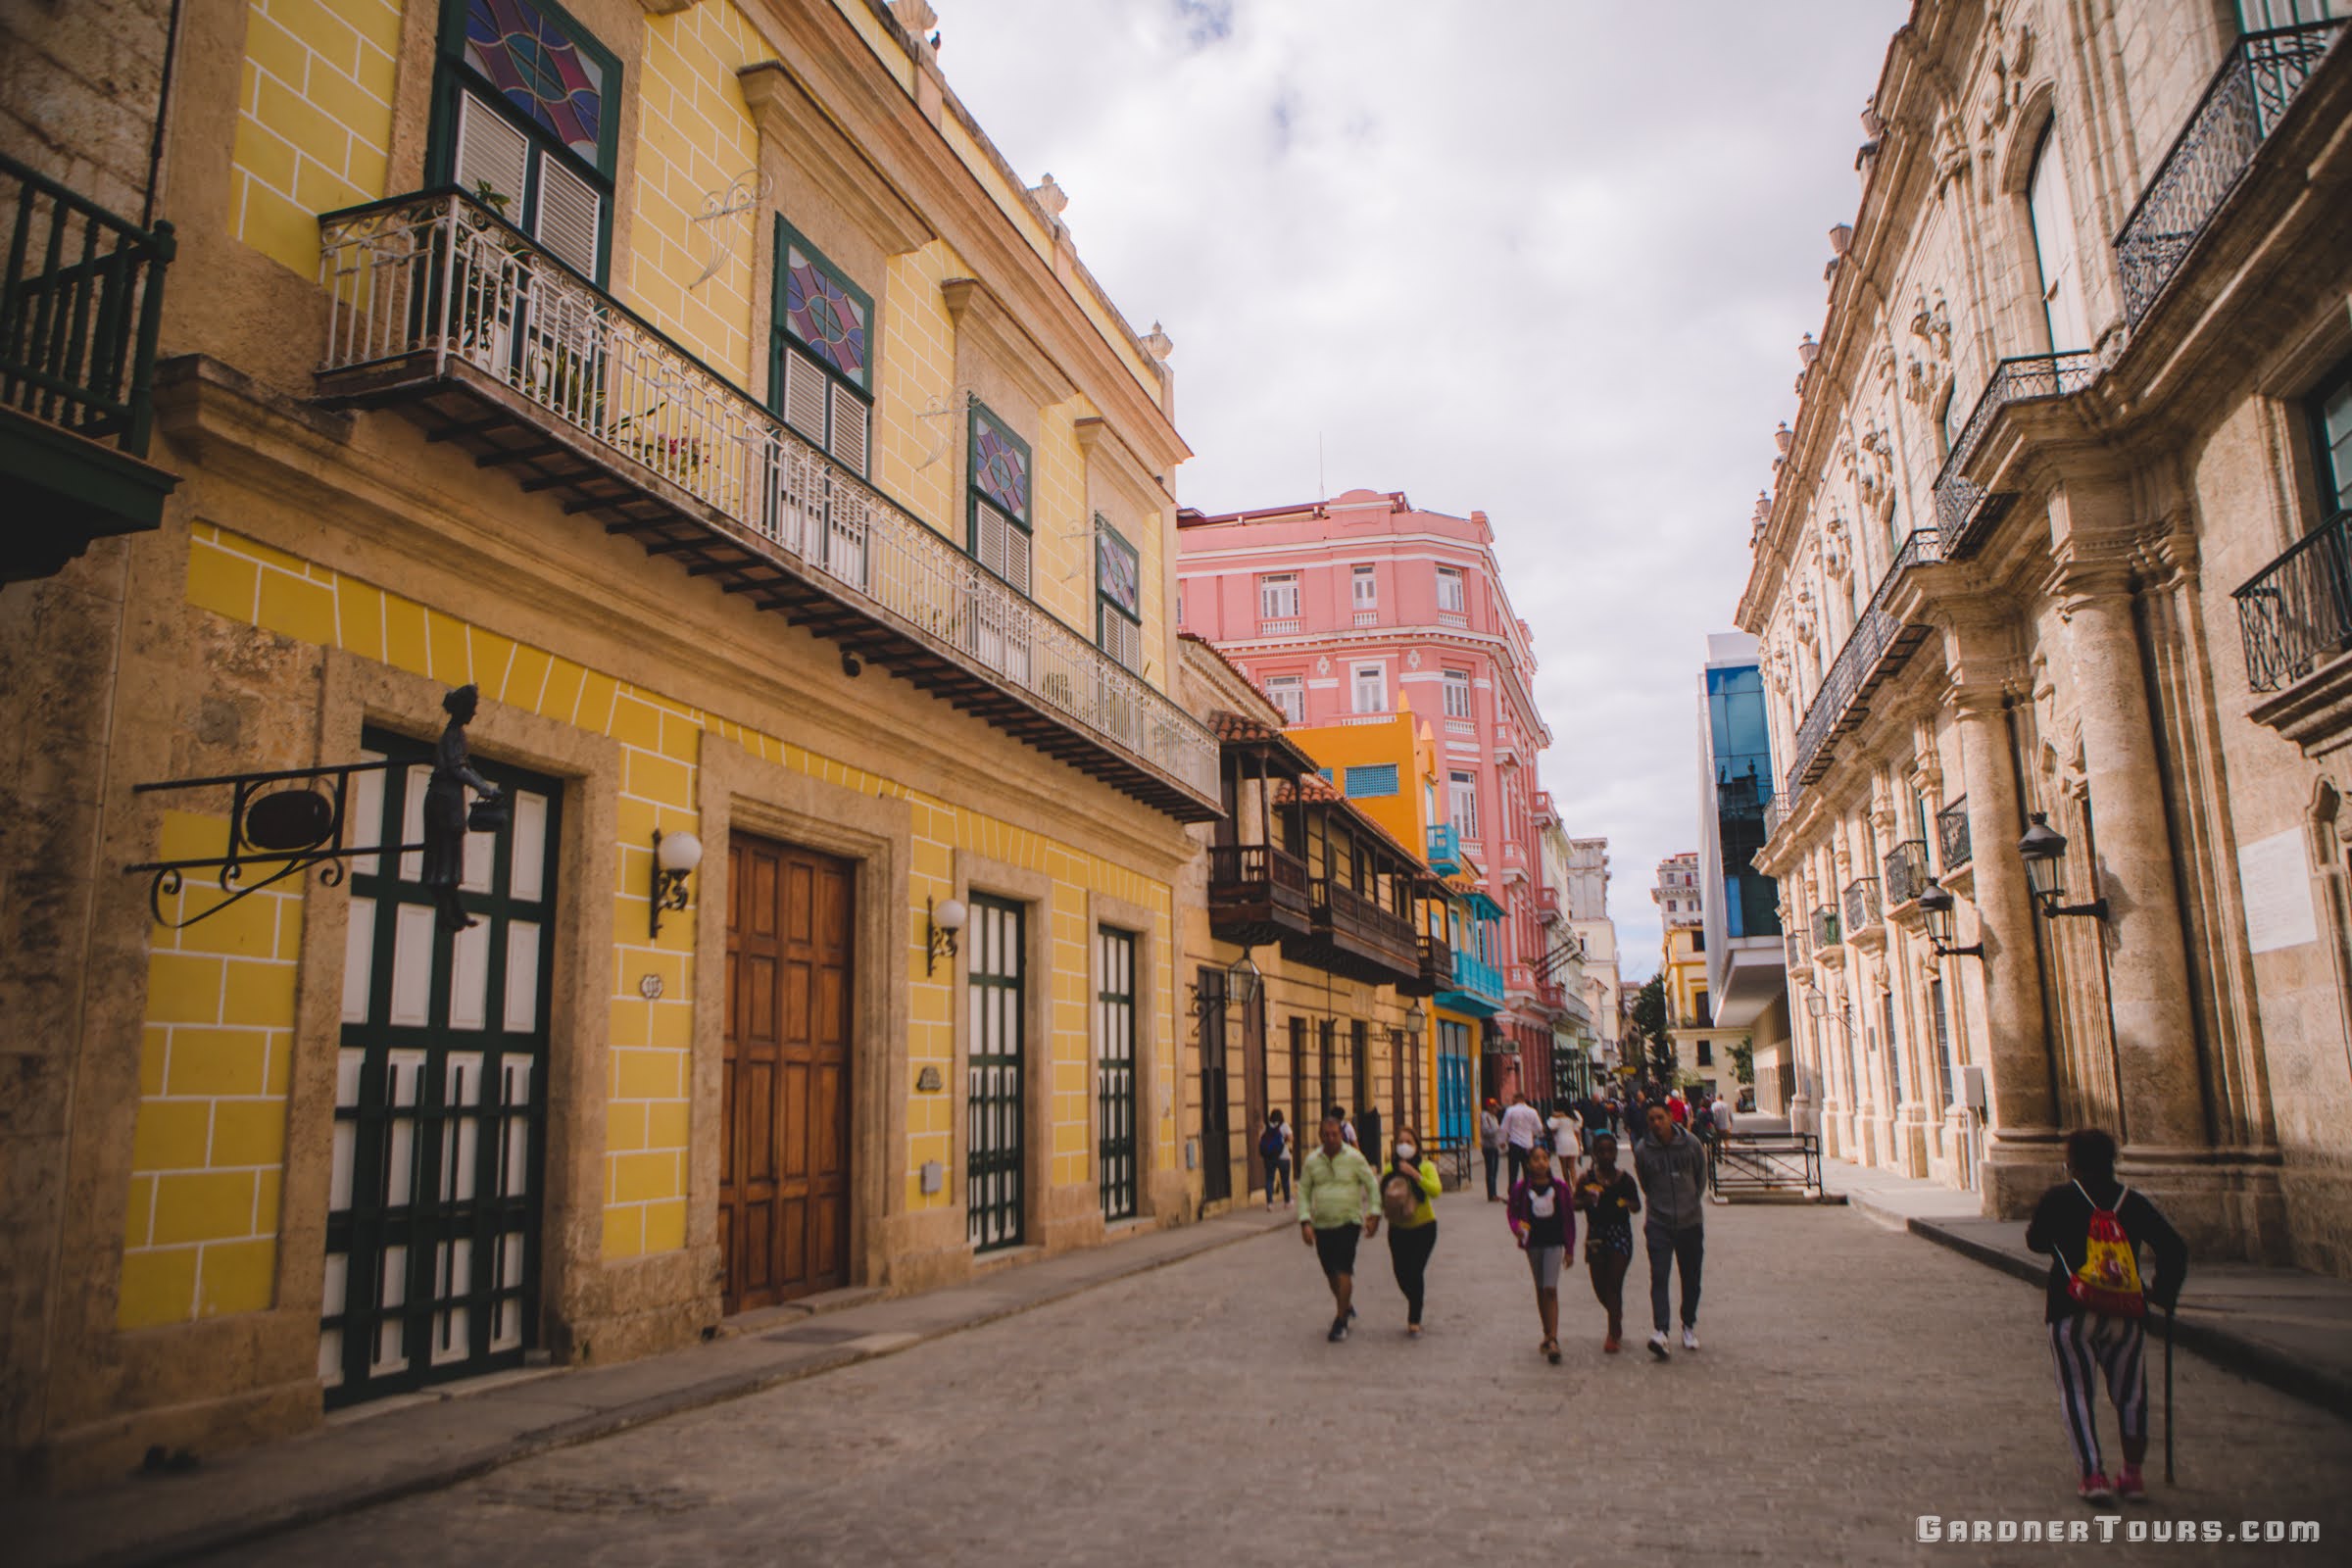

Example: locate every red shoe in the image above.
[2116,1465,2147,1502]
[1603,1336,1621,1353]
[2079,1473,2116,1505]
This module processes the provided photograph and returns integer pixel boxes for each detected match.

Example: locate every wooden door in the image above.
[722,833,854,1313]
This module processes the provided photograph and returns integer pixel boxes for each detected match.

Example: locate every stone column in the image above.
[2057,566,2207,1152]
[1949,678,2061,1212]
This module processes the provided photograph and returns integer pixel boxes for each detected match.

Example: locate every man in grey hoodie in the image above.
[1634,1101,1709,1359]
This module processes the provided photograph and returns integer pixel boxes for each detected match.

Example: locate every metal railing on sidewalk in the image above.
[1708,1130,1825,1199]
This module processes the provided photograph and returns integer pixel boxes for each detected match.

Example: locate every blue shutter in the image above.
[1345,763,1398,798]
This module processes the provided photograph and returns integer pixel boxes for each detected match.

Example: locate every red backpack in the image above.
[2060,1180,2146,1318]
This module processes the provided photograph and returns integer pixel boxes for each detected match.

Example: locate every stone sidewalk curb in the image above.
[24,1207,1296,1568]
[1851,1195,2352,1424]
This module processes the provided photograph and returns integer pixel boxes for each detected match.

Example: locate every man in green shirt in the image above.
[1298,1107,1380,1342]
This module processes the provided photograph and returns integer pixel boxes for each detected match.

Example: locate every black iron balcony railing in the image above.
[1782,529,1942,802]
[1936,796,1972,868]
[2117,19,2346,326]
[1811,906,1841,950]
[1883,839,1930,908]
[1784,930,1806,971]
[1843,876,1882,933]
[1933,352,2101,559]
[314,190,1217,816]
[2234,510,2352,693]
[1,150,174,457]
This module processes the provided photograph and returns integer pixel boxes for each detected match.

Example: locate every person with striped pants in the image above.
[2025,1128,2188,1505]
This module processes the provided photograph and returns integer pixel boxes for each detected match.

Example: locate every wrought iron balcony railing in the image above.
[1,150,174,459]
[1810,906,1841,951]
[1936,796,1972,869]
[1933,352,2101,559]
[314,190,1216,815]
[1782,528,1942,801]
[1883,839,1930,908]
[2234,509,2352,693]
[1785,930,1806,972]
[2117,19,2345,325]
[1843,876,1882,933]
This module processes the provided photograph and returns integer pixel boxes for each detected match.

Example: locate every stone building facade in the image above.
[1739,0,2352,1273]
[3,0,1220,1488]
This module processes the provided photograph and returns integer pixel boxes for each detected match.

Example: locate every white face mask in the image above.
[1396,1143,1416,1160]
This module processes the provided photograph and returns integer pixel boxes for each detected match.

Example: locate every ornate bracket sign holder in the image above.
[686,169,772,291]
[124,759,420,930]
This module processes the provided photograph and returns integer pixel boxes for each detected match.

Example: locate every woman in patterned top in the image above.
[1575,1129,1642,1352]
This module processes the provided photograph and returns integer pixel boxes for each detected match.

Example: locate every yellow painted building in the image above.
[2,0,1221,1488]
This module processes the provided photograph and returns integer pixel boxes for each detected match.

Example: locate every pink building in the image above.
[1176,489,1564,1102]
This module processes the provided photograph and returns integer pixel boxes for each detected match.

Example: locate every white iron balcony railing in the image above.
[315,190,1216,817]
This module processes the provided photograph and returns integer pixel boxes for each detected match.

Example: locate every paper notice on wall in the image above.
[2239,829,2319,956]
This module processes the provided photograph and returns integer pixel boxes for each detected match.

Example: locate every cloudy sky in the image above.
[937,0,1912,977]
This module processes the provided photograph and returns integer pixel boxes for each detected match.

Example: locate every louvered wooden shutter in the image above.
[780,346,827,445]
[974,501,1031,593]
[534,155,602,278]
[975,500,1009,578]
[1102,612,1140,671]
[828,380,868,475]
[454,92,529,218]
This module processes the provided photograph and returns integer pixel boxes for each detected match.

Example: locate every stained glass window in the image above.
[973,409,1029,519]
[782,244,869,387]
[1096,518,1140,620]
[464,0,606,164]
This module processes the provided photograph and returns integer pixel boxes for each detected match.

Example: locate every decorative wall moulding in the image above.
[942,276,1077,407]
[736,60,934,258]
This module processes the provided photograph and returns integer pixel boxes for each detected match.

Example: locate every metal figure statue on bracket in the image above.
[423,683,500,931]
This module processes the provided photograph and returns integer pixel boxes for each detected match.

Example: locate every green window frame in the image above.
[770,217,875,476]
[967,399,1033,593]
[429,0,620,284]
[2307,354,2352,528]
[1095,514,1142,670]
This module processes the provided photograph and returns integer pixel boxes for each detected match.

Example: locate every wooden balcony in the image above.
[313,190,1217,821]
[1398,934,1453,998]
[1284,875,1419,985]
[1205,843,1312,947]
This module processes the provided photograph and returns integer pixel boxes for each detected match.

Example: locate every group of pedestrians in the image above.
[1286,1090,2193,1511]
[1294,1092,1710,1361]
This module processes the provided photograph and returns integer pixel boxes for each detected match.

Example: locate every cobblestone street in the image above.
[214,1200,2351,1567]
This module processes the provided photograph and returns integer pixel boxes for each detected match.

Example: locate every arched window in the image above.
[2028,122,2090,353]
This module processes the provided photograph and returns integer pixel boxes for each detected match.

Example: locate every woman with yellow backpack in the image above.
[2024,1128,2188,1506]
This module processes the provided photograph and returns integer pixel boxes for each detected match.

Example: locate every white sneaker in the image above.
[1646,1331,1670,1360]
[1682,1325,1699,1351]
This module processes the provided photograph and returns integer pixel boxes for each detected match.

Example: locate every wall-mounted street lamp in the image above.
[925,895,967,976]
[1226,950,1263,1006]
[650,829,703,940]
[1916,878,1984,960]
[2017,812,2109,921]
